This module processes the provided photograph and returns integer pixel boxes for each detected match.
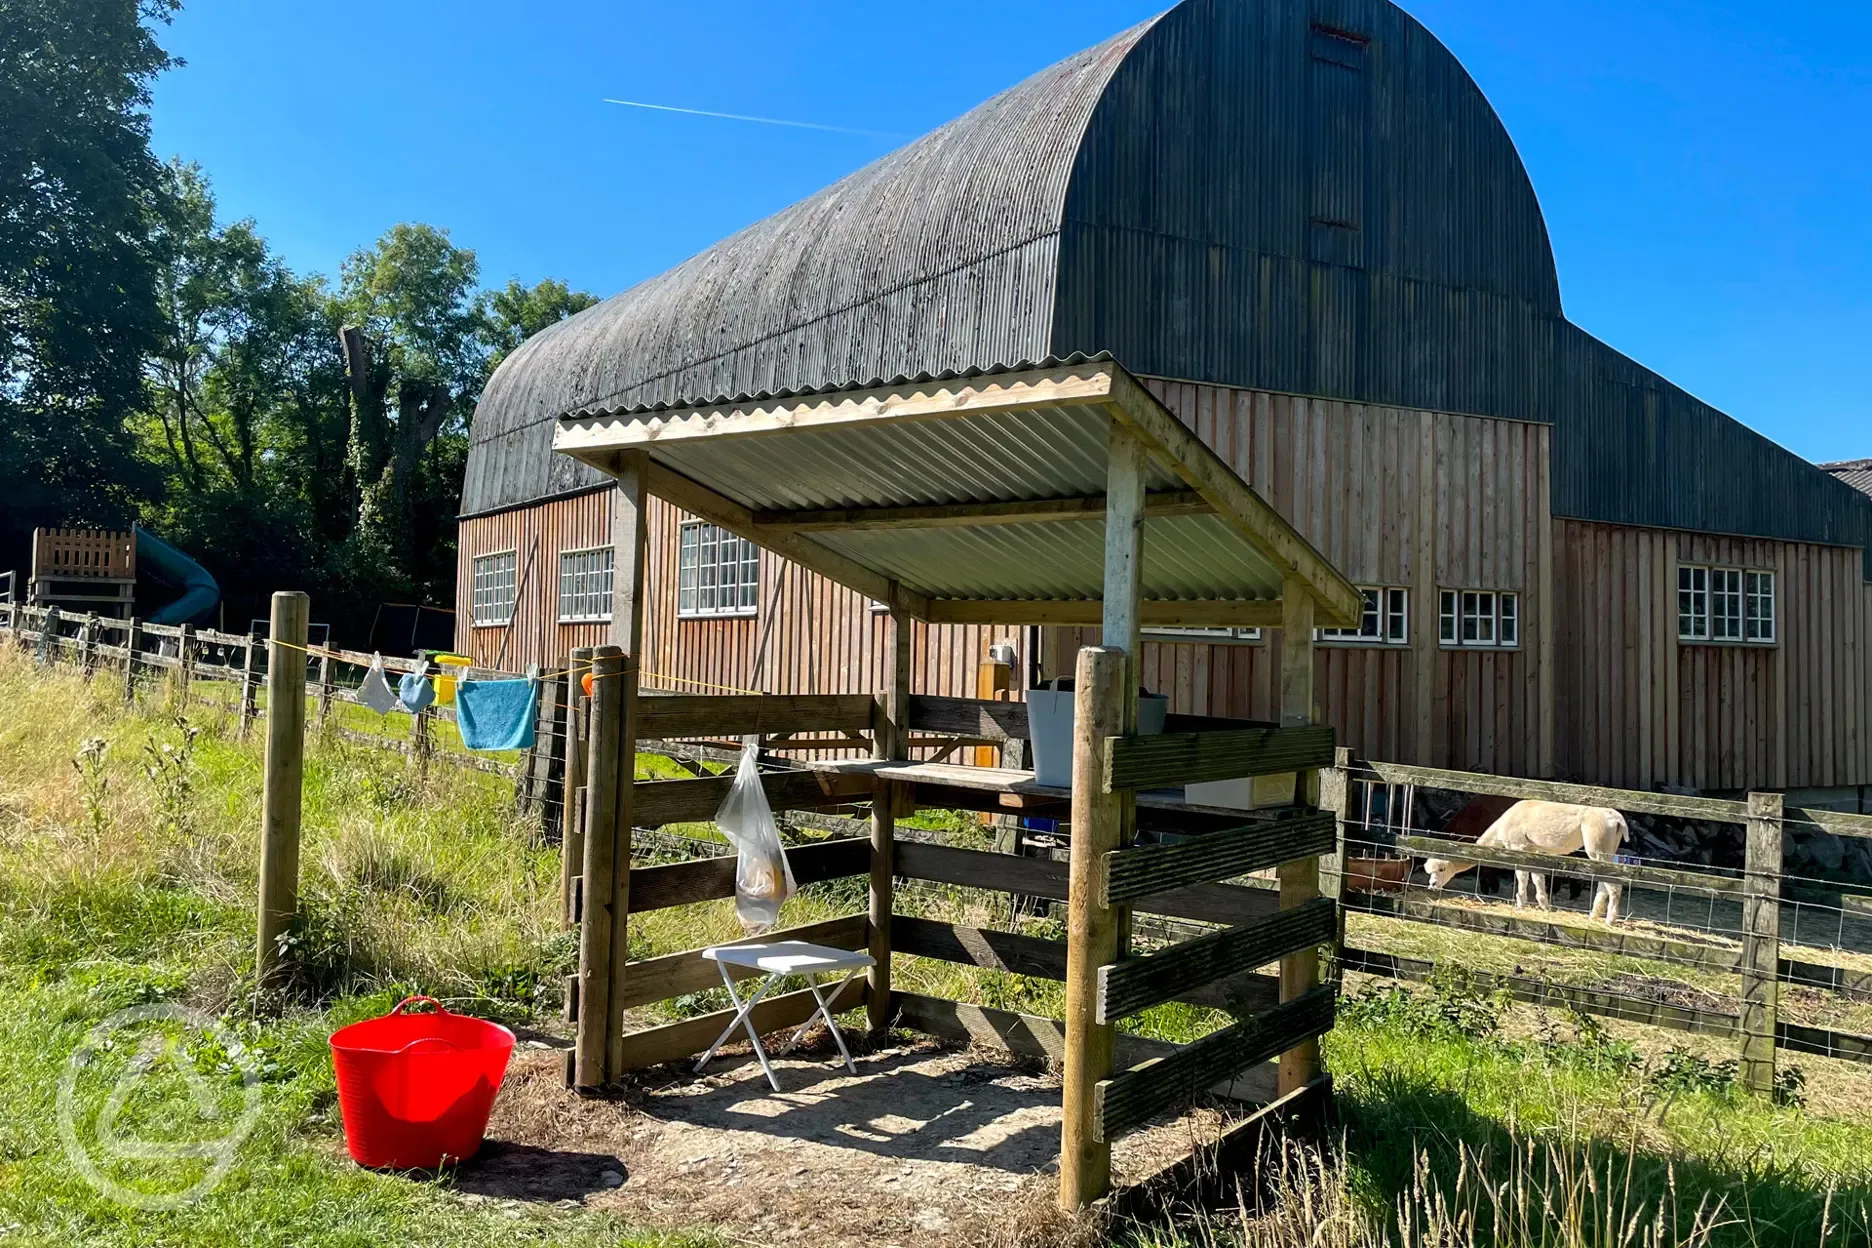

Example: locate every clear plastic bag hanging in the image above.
[713,749,796,932]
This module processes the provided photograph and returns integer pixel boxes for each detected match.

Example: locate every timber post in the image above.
[1741,791,1783,1095]
[238,631,258,742]
[122,617,140,703]
[79,612,97,677]
[316,648,333,723]
[1059,646,1127,1209]
[177,622,195,707]
[1320,745,1353,985]
[1059,419,1147,1211]
[573,646,625,1089]
[868,583,912,1032]
[1276,571,1323,1095]
[604,450,649,1080]
[561,647,593,928]
[255,591,310,990]
[413,705,432,774]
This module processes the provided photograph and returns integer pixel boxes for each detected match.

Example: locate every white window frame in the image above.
[557,546,614,623]
[1746,570,1776,643]
[1438,589,1519,649]
[678,520,760,619]
[470,549,517,627]
[1143,626,1264,644]
[1319,587,1409,645]
[1680,564,1774,645]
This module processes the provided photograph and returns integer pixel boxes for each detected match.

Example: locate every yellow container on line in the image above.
[433,653,472,705]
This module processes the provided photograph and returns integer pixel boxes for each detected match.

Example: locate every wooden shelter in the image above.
[28,528,135,618]
[552,356,1359,1207]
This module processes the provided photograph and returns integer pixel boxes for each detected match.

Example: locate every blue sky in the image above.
[149,0,1869,462]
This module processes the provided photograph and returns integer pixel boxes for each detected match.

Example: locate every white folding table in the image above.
[696,940,875,1092]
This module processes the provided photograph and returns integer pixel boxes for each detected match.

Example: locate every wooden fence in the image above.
[1336,753,1872,1092]
[2,601,568,830]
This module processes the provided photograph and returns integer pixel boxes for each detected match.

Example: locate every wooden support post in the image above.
[413,706,432,775]
[574,646,625,1089]
[1741,791,1782,1095]
[79,613,97,677]
[868,584,912,1032]
[255,592,309,989]
[238,632,258,742]
[1060,646,1127,1209]
[1320,746,1352,984]
[122,617,140,703]
[316,648,333,724]
[605,452,649,1080]
[1060,421,1148,1210]
[560,648,592,928]
[177,622,195,707]
[1276,572,1323,1096]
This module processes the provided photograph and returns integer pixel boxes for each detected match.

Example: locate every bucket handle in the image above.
[393,1035,461,1057]
[389,995,449,1017]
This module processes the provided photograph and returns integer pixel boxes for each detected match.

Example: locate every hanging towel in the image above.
[397,668,435,714]
[456,678,537,751]
[358,654,401,715]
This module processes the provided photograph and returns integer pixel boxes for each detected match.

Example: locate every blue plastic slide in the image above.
[135,525,220,625]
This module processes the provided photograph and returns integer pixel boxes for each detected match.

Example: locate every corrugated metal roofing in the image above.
[555,359,1354,615]
[1823,460,1872,500]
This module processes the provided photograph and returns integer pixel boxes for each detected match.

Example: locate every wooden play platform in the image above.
[548,357,1362,1208]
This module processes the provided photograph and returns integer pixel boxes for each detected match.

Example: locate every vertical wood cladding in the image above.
[1072,380,1552,779]
[1554,519,1872,792]
[456,393,1869,792]
[455,491,1026,704]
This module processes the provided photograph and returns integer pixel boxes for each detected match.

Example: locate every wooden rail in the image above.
[615,914,868,1010]
[1105,725,1335,792]
[636,693,875,740]
[1094,987,1336,1142]
[625,836,872,913]
[631,771,874,827]
[1394,834,1745,895]
[1102,810,1336,905]
[1097,898,1336,1023]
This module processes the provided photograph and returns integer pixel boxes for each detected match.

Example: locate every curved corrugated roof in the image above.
[466,19,1155,512]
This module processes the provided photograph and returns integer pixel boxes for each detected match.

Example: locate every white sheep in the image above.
[1420,800,1630,923]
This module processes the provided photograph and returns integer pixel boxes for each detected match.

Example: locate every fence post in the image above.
[1320,746,1352,985]
[177,622,195,707]
[573,645,625,1090]
[314,648,332,724]
[560,648,592,929]
[1059,645,1126,1210]
[238,632,258,742]
[1741,791,1783,1095]
[413,706,432,775]
[122,617,140,703]
[1276,572,1324,1095]
[256,592,310,989]
[80,613,98,677]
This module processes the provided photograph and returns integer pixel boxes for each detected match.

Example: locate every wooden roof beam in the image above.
[751,490,1214,533]
[1104,372,1364,628]
[925,599,1281,627]
[641,459,934,621]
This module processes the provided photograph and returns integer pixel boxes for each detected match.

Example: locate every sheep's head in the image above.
[1421,857,1473,889]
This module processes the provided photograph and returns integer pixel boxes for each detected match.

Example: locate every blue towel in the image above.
[455,679,537,751]
[397,670,435,714]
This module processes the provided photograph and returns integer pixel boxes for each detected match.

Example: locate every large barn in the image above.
[457,0,1872,800]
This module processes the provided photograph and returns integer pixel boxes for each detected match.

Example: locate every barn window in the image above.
[1438,589,1518,648]
[1144,626,1264,644]
[1679,565,1774,644]
[470,550,517,627]
[557,546,614,623]
[1746,571,1776,642]
[1320,587,1407,644]
[678,521,759,619]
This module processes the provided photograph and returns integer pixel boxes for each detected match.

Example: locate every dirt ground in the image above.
[456,1030,1230,1246]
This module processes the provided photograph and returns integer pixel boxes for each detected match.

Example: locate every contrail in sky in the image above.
[603,98,904,139]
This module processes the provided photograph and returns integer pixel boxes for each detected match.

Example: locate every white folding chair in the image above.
[695,940,875,1092]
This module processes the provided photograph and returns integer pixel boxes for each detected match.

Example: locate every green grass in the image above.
[7,646,1872,1246]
